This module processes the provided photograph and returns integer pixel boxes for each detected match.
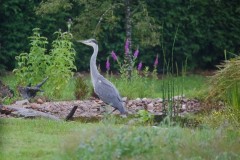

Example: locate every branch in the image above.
[18,77,49,99]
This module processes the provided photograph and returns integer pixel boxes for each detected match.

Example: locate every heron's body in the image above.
[80,39,126,114]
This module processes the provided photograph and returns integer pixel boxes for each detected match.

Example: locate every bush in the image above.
[208,56,240,111]
[14,28,76,98]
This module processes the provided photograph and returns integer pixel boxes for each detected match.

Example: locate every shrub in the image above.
[45,31,76,98]
[208,56,240,111]
[14,28,76,98]
[13,28,49,85]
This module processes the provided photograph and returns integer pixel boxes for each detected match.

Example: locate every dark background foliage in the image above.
[1,0,240,74]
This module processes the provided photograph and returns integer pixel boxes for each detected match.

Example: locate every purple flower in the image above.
[138,61,142,71]
[106,58,110,71]
[125,38,129,55]
[154,54,158,67]
[133,49,139,58]
[111,51,118,61]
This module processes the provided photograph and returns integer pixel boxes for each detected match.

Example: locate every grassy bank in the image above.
[0,118,239,160]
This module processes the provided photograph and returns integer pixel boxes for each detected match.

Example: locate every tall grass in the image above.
[208,56,240,112]
[111,74,206,99]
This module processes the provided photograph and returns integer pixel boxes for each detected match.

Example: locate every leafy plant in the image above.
[136,109,154,123]
[14,28,76,99]
[13,28,49,86]
[45,31,76,98]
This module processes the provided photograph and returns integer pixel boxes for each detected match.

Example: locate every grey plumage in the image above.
[79,39,126,115]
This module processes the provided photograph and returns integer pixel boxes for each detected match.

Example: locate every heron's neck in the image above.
[90,44,100,87]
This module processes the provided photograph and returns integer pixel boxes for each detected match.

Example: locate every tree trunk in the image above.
[125,0,133,79]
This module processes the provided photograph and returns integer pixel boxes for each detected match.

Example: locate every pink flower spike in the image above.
[154,54,159,67]
[125,38,129,55]
[138,61,143,71]
[106,58,110,71]
[133,49,139,58]
[111,51,118,61]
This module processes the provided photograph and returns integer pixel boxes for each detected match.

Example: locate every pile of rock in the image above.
[1,96,202,119]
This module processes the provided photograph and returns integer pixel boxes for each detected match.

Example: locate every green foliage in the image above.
[74,76,89,100]
[0,0,69,72]
[226,83,240,111]
[13,28,49,85]
[14,28,76,98]
[208,55,240,111]
[136,110,154,123]
[2,0,240,71]
[0,0,37,71]
[45,31,76,98]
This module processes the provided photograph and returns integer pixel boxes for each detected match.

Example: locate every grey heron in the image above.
[79,39,127,115]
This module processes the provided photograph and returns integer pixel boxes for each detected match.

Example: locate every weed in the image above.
[136,109,154,124]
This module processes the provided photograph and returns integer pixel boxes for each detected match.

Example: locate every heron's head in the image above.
[78,39,98,47]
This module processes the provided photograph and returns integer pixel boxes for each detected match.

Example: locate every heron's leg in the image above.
[108,108,117,114]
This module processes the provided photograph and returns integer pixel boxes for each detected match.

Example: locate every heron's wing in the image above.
[94,75,122,104]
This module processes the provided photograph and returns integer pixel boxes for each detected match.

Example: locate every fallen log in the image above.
[1,105,60,121]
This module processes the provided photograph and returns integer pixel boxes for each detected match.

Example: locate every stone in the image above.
[147,103,154,110]
[36,98,44,104]
[122,97,128,102]
[173,95,185,101]
[127,101,133,106]
[30,103,40,109]
[136,98,141,101]
[182,104,186,110]
[15,99,29,105]
[155,98,163,103]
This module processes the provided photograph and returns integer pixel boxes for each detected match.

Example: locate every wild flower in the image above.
[138,61,143,71]
[154,54,158,67]
[133,49,139,59]
[125,38,129,55]
[111,51,118,61]
[106,58,110,71]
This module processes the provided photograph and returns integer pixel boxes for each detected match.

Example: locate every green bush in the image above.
[45,31,76,98]
[14,28,76,98]
[13,28,49,85]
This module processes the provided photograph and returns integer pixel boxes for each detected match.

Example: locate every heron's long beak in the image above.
[77,40,85,44]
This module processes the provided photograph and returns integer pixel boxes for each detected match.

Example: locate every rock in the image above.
[147,103,154,110]
[36,98,44,104]
[15,99,29,105]
[155,98,163,103]
[173,95,185,101]
[127,101,133,106]
[122,97,128,102]
[30,103,40,109]
[182,104,186,110]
